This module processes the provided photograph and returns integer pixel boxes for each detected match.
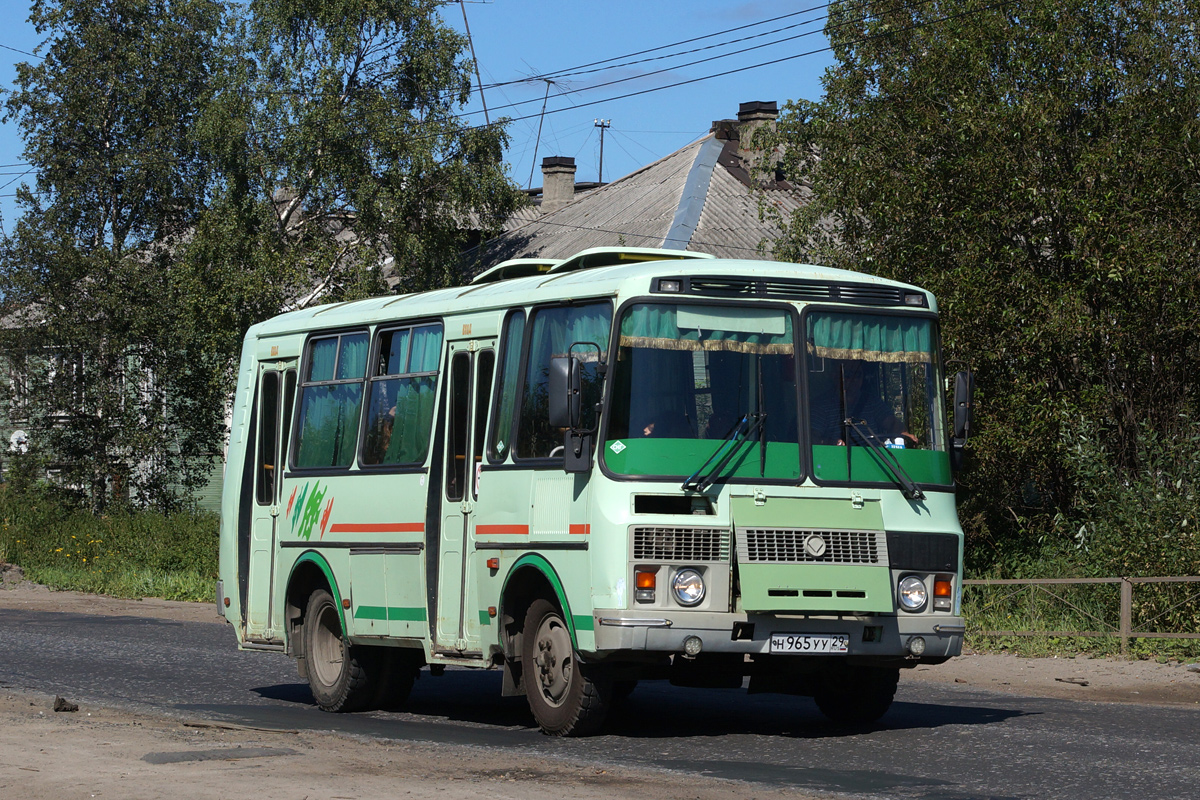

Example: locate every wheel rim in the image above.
[310,599,345,689]
[532,612,574,708]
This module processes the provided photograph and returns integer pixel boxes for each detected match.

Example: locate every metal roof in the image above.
[473,130,806,269]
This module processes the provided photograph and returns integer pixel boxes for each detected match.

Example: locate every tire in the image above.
[813,665,899,726]
[521,598,611,736]
[303,588,379,712]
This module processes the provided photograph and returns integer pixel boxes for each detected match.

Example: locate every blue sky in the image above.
[0,0,836,230]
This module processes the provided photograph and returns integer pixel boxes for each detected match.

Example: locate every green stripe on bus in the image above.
[478,610,492,626]
[572,614,594,632]
[354,605,427,621]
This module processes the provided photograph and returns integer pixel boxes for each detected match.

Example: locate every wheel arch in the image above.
[500,554,577,654]
[285,551,346,659]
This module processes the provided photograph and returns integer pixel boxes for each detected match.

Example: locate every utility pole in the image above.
[594,119,611,184]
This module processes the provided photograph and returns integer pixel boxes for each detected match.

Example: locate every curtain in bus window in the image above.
[409,326,442,372]
[308,338,338,381]
[362,325,443,466]
[516,303,612,458]
[807,314,932,363]
[295,383,364,467]
[294,332,368,468]
[337,335,369,377]
[490,312,525,460]
[619,304,793,353]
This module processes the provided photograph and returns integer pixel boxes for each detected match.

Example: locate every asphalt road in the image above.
[1,609,1198,800]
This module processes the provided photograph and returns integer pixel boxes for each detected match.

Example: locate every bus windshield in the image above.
[605,302,801,482]
[806,310,951,487]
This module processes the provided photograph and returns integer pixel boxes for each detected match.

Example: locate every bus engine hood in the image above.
[729,495,895,614]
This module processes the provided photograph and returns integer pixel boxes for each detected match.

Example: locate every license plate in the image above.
[769,633,849,654]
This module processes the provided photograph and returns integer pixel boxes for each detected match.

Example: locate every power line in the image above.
[481,3,834,90]
[481,4,834,91]
[0,42,39,59]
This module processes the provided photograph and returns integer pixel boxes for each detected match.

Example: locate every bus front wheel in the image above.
[813,665,899,725]
[303,588,377,712]
[521,598,611,736]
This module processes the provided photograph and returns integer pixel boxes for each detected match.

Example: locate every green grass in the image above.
[0,487,218,602]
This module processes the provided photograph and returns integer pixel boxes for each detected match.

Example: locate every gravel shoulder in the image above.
[2,574,1199,799]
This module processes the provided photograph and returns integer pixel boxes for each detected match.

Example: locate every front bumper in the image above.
[590,608,964,660]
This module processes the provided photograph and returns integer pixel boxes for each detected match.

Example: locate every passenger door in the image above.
[434,342,495,654]
[247,362,296,641]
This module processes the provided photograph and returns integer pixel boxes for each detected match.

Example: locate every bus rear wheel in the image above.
[303,588,378,712]
[522,598,611,736]
[813,665,899,726]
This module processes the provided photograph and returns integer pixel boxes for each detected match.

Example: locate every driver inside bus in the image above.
[810,359,917,447]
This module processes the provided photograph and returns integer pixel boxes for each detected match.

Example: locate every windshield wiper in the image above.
[842,418,926,501]
[682,412,765,492]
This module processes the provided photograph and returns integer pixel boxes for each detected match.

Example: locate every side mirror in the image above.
[951,370,974,472]
[548,355,581,429]
[953,370,974,440]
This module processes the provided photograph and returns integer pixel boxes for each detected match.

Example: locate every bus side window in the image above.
[488,310,525,462]
[514,303,612,460]
[361,324,443,466]
[293,332,369,468]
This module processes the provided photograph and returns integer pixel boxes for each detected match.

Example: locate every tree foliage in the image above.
[2,0,226,509]
[766,0,1200,563]
[1,0,521,510]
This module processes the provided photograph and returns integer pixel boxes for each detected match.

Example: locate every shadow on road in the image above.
[241,667,1029,740]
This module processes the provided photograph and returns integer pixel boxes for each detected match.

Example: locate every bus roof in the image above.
[251,249,933,339]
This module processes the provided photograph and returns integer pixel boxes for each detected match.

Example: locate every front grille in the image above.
[633,527,730,562]
[679,276,907,306]
[737,528,888,565]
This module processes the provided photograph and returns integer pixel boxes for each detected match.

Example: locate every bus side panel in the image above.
[471,467,534,649]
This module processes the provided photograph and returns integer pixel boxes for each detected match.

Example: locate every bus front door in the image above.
[247,363,296,642]
[435,343,496,654]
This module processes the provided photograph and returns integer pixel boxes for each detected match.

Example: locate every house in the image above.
[473,101,807,268]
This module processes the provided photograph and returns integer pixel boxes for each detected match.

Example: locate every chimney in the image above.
[540,156,576,214]
[737,101,780,184]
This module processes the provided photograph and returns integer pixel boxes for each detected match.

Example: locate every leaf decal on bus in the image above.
[298,482,328,541]
[319,496,334,540]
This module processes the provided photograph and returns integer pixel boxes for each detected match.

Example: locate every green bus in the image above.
[217,246,973,736]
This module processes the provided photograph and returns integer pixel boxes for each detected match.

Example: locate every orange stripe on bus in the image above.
[329,522,425,534]
[476,524,529,536]
[569,524,590,535]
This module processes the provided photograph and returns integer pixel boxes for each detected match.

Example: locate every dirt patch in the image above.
[0,689,825,800]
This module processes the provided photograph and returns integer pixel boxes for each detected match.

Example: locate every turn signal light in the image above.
[934,578,953,597]
[486,558,500,570]
[636,571,657,590]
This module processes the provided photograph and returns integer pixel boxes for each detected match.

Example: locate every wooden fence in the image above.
[962,576,1200,657]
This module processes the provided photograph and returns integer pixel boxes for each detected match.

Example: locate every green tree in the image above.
[191,0,521,306]
[1,0,227,510]
[765,0,1200,562]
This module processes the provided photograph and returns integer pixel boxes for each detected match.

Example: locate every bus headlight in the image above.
[671,569,706,607]
[898,575,928,612]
